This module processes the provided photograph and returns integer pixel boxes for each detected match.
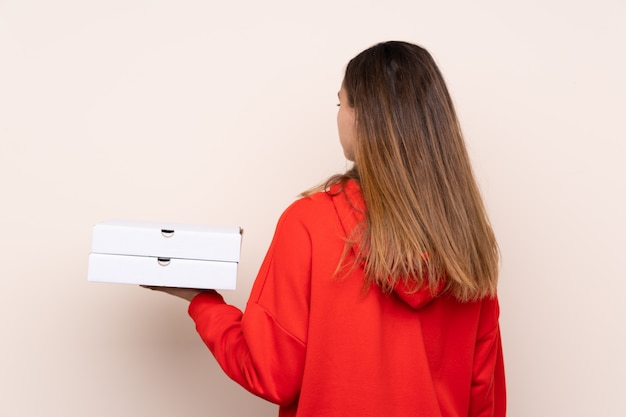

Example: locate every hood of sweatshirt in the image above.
[329,180,444,310]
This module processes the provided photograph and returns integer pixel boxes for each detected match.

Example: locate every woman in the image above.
[150,40,506,417]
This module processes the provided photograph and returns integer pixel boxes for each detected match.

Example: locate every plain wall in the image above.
[1,1,624,416]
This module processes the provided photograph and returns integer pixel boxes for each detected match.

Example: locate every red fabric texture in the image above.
[188,180,506,417]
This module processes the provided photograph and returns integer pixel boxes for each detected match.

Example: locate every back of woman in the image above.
[256,179,505,417]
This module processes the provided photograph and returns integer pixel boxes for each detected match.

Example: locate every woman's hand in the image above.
[141,285,211,302]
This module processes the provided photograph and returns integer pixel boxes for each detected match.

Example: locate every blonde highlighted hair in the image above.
[309,41,499,302]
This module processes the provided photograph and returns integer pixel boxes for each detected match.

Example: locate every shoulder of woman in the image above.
[281,190,335,220]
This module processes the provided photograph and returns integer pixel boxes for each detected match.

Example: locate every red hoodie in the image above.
[188,180,506,417]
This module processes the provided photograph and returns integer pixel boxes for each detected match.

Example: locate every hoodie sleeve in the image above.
[188,201,311,406]
[469,297,507,417]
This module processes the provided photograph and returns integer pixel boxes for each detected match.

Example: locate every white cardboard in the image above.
[88,253,237,290]
[88,219,241,289]
[91,220,241,262]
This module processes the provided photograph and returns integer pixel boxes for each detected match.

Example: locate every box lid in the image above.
[91,219,242,262]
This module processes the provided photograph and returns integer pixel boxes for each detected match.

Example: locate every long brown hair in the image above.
[313,41,499,302]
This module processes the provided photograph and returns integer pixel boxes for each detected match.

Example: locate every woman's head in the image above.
[335,41,499,301]
[341,41,465,182]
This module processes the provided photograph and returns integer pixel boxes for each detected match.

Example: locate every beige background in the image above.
[1,1,624,416]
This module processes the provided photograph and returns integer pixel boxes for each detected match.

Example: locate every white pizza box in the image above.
[87,253,237,290]
[88,219,242,289]
[90,219,242,262]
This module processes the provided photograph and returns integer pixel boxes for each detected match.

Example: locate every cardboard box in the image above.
[88,220,242,289]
